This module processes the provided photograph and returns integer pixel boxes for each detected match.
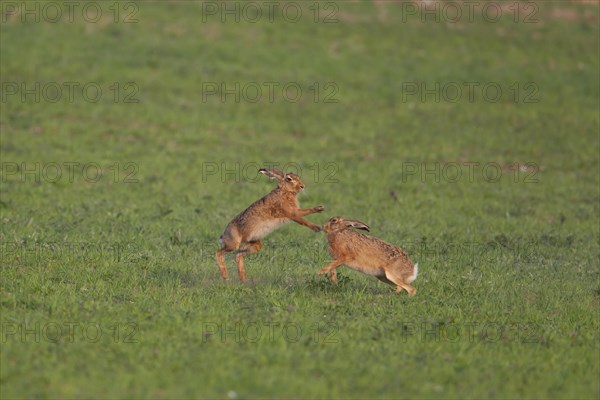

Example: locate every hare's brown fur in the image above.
[319,216,418,296]
[216,168,324,282]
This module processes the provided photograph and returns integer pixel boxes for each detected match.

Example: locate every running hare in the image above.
[319,216,418,296]
[216,167,324,282]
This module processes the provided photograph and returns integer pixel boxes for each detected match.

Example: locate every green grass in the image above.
[1,1,599,399]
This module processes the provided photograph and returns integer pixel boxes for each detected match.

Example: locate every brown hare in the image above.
[319,216,419,296]
[216,167,324,282]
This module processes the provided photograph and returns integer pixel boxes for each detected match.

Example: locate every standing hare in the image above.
[216,167,324,282]
[319,216,419,296]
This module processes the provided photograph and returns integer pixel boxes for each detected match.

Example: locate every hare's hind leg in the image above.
[375,274,395,286]
[235,241,262,283]
[384,269,416,296]
[216,247,232,280]
[216,233,241,280]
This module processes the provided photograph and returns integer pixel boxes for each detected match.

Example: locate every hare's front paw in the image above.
[310,225,323,232]
[314,206,325,213]
[318,267,329,275]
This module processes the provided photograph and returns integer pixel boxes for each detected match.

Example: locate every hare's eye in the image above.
[285,176,293,182]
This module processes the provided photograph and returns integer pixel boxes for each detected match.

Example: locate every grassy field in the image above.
[1,1,599,398]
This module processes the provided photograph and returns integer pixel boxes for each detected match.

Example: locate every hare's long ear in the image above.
[347,220,370,232]
[259,168,284,181]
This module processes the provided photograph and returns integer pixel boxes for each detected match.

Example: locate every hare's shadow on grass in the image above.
[301,273,398,296]
[206,272,396,297]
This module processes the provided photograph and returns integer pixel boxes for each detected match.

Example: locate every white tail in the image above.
[407,263,418,283]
